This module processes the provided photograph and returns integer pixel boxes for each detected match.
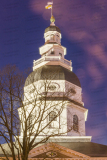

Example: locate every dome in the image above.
[25,65,81,87]
[45,26,61,33]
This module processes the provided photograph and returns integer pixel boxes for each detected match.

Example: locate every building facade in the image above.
[0,15,107,160]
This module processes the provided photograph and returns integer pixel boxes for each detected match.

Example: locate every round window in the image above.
[48,85,56,90]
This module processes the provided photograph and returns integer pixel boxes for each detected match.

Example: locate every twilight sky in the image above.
[0,0,107,145]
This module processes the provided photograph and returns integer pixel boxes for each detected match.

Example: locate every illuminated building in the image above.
[0,13,107,160]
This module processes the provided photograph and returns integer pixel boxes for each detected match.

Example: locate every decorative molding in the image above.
[28,143,90,159]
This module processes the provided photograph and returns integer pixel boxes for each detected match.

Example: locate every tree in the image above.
[0,65,78,160]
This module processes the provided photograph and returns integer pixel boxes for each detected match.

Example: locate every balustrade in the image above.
[33,56,71,67]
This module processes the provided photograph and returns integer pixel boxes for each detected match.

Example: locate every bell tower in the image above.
[18,7,91,143]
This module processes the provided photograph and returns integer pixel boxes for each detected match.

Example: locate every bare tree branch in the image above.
[0,65,81,160]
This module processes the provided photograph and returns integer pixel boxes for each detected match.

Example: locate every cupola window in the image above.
[51,34,54,40]
[73,115,78,132]
[59,53,62,57]
[51,51,54,54]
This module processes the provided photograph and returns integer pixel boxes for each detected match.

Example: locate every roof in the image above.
[25,65,81,87]
[1,142,107,157]
[45,26,61,33]
[56,142,107,157]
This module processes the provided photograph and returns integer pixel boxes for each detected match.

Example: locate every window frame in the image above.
[27,114,34,131]
[49,111,57,122]
[73,115,78,132]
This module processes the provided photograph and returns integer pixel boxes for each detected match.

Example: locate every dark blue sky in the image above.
[0,0,107,145]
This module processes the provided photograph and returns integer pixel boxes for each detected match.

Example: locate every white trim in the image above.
[33,56,72,71]
[18,136,92,143]
[28,142,90,158]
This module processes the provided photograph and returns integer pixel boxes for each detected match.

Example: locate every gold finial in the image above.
[50,15,55,23]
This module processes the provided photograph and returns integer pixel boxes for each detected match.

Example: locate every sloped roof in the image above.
[56,142,107,157]
[0,142,107,157]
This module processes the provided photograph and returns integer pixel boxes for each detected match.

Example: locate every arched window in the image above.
[50,34,54,40]
[59,53,62,57]
[51,51,54,55]
[73,115,78,132]
[27,114,34,131]
[49,111,57,121]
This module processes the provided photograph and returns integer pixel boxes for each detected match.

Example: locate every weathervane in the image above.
[45,0,55,25]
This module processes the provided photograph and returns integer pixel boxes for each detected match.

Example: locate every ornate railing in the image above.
[33,56,71,67]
